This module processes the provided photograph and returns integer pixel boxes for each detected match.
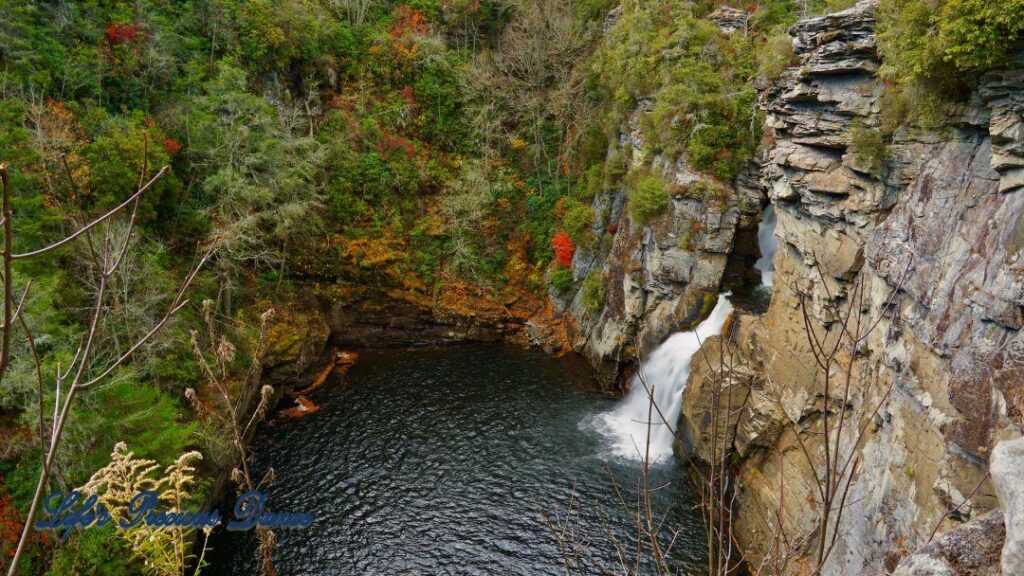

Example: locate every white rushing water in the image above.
[754,204,777,287]
[594,293,734,462]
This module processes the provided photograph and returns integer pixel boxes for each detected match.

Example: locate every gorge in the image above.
[1,1,1022,575]
[156,2,1024,574]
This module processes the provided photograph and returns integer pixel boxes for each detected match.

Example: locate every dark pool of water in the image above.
[205,345,705,575]
[727,280,772,315]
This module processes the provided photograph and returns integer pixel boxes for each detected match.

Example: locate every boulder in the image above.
[706,7,747,35]
[891,511,1004,576]
[992,436,1024,576]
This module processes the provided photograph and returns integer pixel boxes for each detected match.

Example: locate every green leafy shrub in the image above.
[604,150,629,190]
[683,179,712,199]
[62,375,197,485]
[758,33,796,80]
[877,0,1024,126]
[628,173,669,226]
[548,268,575,292]
[589,0,770,181]
[877,0,961,91]
[561,198,595,245]
[877,83,944,134]
[82,113,182,226]
[583,163,606,198]
[939,0,1024,71]
[848,121,889,175]
[580,271,606,313]
[45,526,138,576]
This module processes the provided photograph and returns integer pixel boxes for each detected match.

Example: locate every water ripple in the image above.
[206,345,705,575]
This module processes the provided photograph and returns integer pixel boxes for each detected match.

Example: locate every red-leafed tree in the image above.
[551,230,575,267]
[106,22,140,44]
[162,137,182,155]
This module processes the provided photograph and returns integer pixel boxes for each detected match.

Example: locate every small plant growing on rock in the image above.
[560,198,595,246]
[551,230,577,267]
[685,180,712,199]
[758,33,796,81]
[580,271,605,313]
[628,173,670,226]
[548,268,575,292]
[679,218,703,252]
[848,120,889,175]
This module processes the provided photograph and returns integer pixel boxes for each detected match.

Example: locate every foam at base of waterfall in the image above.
[589,294,734,462]
[755,205,777,288]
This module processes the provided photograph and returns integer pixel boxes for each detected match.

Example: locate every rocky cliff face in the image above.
[550,70,764,391]
[678,1,1024,574]
[551,165,760,389]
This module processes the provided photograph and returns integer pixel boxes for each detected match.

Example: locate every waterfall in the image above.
[593,294,734,462]
[754,204,777,287]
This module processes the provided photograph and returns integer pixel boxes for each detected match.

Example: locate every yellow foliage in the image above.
[80,444,207,576]
[504,254,529,286]
[341,236,407,268]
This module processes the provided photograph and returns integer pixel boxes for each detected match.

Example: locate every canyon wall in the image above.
[550,155,761,390]
[679,1,1024,573]
[548,18,765,390]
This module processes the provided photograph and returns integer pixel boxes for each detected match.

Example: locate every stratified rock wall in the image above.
[555,63,764,391]
[680,1,1024,573]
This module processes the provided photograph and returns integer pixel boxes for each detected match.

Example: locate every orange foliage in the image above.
[376,130,416,161]
[388,6,427,59]
[0,479,46,562]
[0,490,20,561]
[480,215,499,239]
[507,232,531,261]
[398,85,416,107]
[551,230,575,267]
[162,137,181,155]
[328,93,349,110]
[342,236,406,268]
[553,196,567,219]
[36,100,89,197]
[106,22,140,44]
[390,6,428,38]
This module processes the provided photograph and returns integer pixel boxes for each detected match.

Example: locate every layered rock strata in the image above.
[679,2,1024,573]
[553,103,763,391]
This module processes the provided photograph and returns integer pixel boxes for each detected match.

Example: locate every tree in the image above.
[188,63,324,311]
[465,0,597,180]
[327,0,377,26]
[627,173,669,226]
[3,152,210,576]
[439,159,495,280]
